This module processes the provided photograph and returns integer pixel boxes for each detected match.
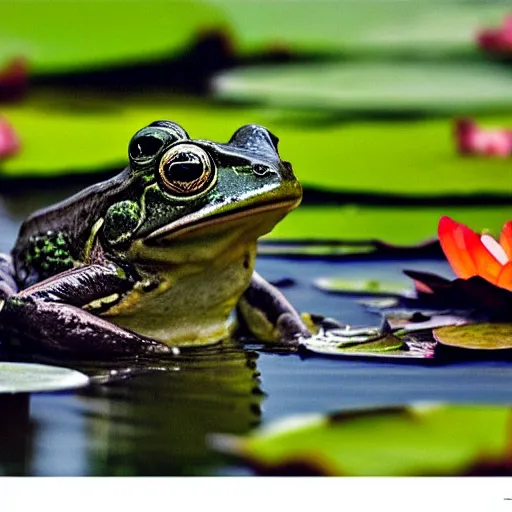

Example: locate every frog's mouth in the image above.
[143,196,301,246]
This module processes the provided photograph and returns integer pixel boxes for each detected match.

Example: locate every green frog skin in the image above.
[0,121,311,358]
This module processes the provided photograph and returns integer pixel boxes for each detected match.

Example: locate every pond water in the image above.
[1,189,512,476]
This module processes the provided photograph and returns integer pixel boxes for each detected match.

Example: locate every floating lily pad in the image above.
[0,1,225,73]
[212,404,512,475]
[5,0,501,72]
[357,297,401,309]
[258,241,377,257]
[384,310,469,332]
[301,332,435,359]
[2,94,512,199]
[0,362,89,393]
[214,61,512,115]
[315,277,411,296]
[434,323,512,351]
[269,206,511,247]
[210,0,508,56]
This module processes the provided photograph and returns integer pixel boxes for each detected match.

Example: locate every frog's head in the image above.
[102,120,302,265]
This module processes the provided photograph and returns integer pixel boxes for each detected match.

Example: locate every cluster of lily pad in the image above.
[301,217,512,360]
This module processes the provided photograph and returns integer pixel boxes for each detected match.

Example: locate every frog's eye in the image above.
[158,144,216,198]
[129,128,168,165]
[150,120,189,141]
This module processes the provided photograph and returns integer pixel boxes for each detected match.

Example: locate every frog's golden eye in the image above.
[158,144,216,198]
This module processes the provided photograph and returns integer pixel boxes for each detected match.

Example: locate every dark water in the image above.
[1,191,512,476]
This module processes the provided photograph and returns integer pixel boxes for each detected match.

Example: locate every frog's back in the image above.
[12,170,130,288]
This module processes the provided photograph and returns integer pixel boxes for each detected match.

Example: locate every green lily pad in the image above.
[213,404,512,476]
[434,323,512,350]
[280,116,512,196]
[214,61,512,115]
[257,241,377,257]
[301,332,435,359]
[0,362,89,393]
[0,94,258,177]
[268,205,511,246]
[0,1,225,73]
[357,297,401,309]
[314,277,411,296]
[2,93,512,198]
[210,0,508,56]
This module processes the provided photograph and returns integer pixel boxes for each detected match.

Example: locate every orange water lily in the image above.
[438,216,512,292]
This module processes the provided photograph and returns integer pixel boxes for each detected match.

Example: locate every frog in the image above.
[0,120,313,358]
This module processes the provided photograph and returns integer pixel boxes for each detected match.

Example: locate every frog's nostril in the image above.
[253,164,271,176]
[253,164,281,179]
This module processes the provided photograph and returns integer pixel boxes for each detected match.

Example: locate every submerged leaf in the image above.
[213,404,512,476]
[0,362,89,393]
[434,323,512,350]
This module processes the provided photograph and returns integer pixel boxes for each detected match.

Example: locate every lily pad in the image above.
[301,332,435,360]
[384,310,469,332]
[257,241,377,257]
[212,404,512,475]
[269,206,512,247]
[0,362,89,393]
[0,1,225,73]
[434,323,512,350]
[210,0,508,57]
[314,277,411,297]
[214,61,512,115]
[2,94,512,199]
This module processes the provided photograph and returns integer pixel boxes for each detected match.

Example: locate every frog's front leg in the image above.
[0,263,171,358]
[236,272,311,345]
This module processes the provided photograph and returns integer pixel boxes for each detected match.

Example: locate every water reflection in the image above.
[0,394,33,475]
[72,342,262,475]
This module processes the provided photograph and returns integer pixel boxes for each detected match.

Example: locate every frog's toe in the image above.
[139,339,176,356]
[276,312,310,345]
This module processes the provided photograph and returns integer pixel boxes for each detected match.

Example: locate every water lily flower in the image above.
[438,216,512,292]
[0,117,21,159]
[455,119,512,157]
[477,15,512,54]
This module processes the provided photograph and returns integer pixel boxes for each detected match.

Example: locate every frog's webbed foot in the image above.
[0,264,172,359]
[236,272,311,346]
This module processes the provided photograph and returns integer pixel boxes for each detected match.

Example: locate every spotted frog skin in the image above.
[0,121,311,358]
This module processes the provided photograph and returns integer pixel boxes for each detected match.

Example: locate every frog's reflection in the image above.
[0,394,33,475]
[76,342,263,476]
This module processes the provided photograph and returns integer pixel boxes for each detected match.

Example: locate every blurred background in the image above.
[0,0,511,251]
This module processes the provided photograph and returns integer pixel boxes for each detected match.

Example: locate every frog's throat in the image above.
[143,197,300,245]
